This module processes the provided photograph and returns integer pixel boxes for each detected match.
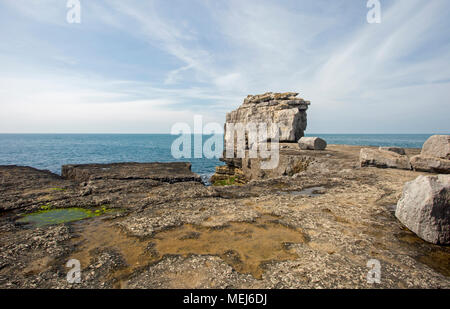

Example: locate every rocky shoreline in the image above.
[0,144,449,288]
[0,92,448,289]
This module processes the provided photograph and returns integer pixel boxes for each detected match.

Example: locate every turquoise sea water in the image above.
[0,134,436,179]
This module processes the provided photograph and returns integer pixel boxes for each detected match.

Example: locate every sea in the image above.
[0,134,436,181]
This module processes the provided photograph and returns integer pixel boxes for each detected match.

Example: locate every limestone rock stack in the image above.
[211,92,310,185]
[225,92,310,144]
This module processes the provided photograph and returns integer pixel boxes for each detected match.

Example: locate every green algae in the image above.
[213,176,238,186]
[40,203,52,210]
[17,207,116,228]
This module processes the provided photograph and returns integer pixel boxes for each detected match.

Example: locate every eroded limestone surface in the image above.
[0,148,449,289]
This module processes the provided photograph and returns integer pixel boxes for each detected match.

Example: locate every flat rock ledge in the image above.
[62,162,202,184]
[1,145,449,289]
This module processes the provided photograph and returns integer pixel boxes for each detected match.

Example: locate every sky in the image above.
[0,0,449,134]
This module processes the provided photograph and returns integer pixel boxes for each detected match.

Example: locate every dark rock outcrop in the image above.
[62,162,202,184]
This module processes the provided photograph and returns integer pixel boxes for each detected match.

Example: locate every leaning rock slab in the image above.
[298,137,327,150]
[421,135,450,159]
[395,175,450,245]
[410,155,450,174]
[360,148,411,170]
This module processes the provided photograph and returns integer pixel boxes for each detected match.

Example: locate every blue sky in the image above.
[0,0,449,133]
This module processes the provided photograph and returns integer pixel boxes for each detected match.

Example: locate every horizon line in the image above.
[0,132,447,135]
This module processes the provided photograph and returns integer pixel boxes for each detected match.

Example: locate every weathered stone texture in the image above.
[210,165,246,185]
[395,175,450,245]
[1,145,449,289]
[410,155,450,174]
[360,148,411,170]
[225,92,310,144]
[62,162,202,183]
[298,137,327,150]
[406,135,450,173]
[421,135,450,159]
[379,146,406,155]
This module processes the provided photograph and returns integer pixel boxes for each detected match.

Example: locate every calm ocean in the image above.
[0,134,435,180]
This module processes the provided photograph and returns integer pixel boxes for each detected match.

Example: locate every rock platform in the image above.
[1,146,449,289]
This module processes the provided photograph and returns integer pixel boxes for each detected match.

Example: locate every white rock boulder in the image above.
[298,137,327,150]
[421,135,450,159]
[395,175,450,245]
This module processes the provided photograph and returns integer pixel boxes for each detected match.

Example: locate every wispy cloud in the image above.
[0,0,449,133]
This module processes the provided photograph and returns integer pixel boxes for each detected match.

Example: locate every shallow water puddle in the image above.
[397,230,450,277]
[70,218,150,287]
[16,206,120,227]
[152,216,305,279]
[417,250,450,277]
[17,208,98,227]
[71,215,305,284]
